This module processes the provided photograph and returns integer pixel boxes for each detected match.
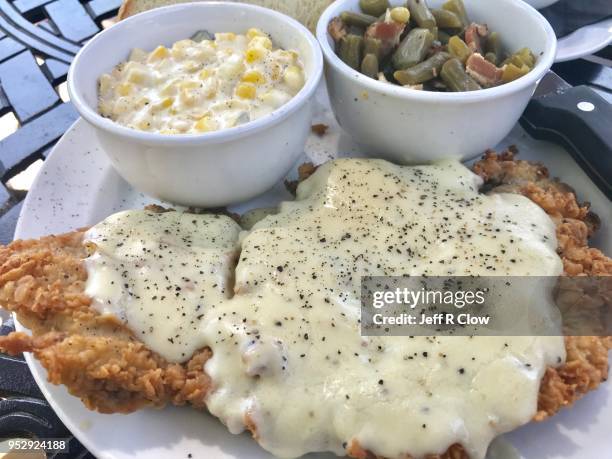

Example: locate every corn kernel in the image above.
[171,48,186,60]
[183,60,200,72]
[245,47,266,63]
[283,65,304,91]
[99,74,113,93]
[98,100,112,115]
[116,82,132,96]
[195,116,218,132]
[260,89,290,108]
[136,120,152,130]
[242,70,266,84]
[249,36,273,50]
[235,82,257,99]
[216,32,236,41]
[199,69,212,79]
[149,45,169,61]
[270,62,282,81]
[390,7,410,24]
[155,97,174,109]
[189,110,207,119]
[160,81,177,96]
[218,60,245,79]
[112,97,131,115]
[246,28,265,40]
[128,48,147,62]
[180,88,197,106]
[180,81,199,90]
[193,46,215,62]
[172,39,192,57]
[170,120,190,132]
[201,79,217,99]
[126,68,146,84]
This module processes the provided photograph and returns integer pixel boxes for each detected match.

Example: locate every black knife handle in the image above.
[520,85,612,200]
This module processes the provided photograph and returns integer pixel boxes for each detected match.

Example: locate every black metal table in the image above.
[0,1,610,458]
[0,4,120,456]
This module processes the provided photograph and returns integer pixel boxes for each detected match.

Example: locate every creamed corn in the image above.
[98,28,305,134]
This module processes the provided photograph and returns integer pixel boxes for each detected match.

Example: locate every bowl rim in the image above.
[68,1,323,146]
[315,0,557,103]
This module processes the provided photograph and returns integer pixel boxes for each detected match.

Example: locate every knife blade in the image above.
[520,71,612,200]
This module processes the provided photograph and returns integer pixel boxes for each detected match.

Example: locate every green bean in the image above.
[504,48,536,70]
[485,32,502,57]
[424,78,448,91]
[191,30,213,42]
[361,53,380,79]
[359,0,390,17]
[364,37,383,59]
[347,25,366,36]
[392,28,434,70]
[406,0,436,30]
[339,34,363,70]
[442,0,469,27]
[448,36,471,64]
[331,0,531,91]
[484,52,497,65]
[340,11,378,28]
[381,60,396,81]
[442,27,466,37]
[431,9,462,28]
[431,26,439,41]
[440,58,481,91]
[516,47,536,68]
[438,30,452,45]
[501,63,530,82]
[394,51,451,85]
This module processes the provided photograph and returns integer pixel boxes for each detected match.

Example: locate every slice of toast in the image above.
[118,0,333,32]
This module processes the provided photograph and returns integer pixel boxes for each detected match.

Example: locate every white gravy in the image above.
[85,159,565,459]
[84,210,241,362]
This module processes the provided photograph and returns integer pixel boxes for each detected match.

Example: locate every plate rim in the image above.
[13,118,115,458]
[555,18,612,63]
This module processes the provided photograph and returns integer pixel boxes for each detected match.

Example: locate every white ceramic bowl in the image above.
[316,0,557,163]
[68,2,323,207]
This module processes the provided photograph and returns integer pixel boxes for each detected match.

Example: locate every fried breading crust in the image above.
[473,148,612,415]
[0,231,211,413]
[0,151,610,458]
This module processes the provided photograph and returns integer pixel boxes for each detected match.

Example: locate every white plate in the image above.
[556,18,612,62]
[521,0,611,62]
[522,0,559,10]
[14,85,612,459]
